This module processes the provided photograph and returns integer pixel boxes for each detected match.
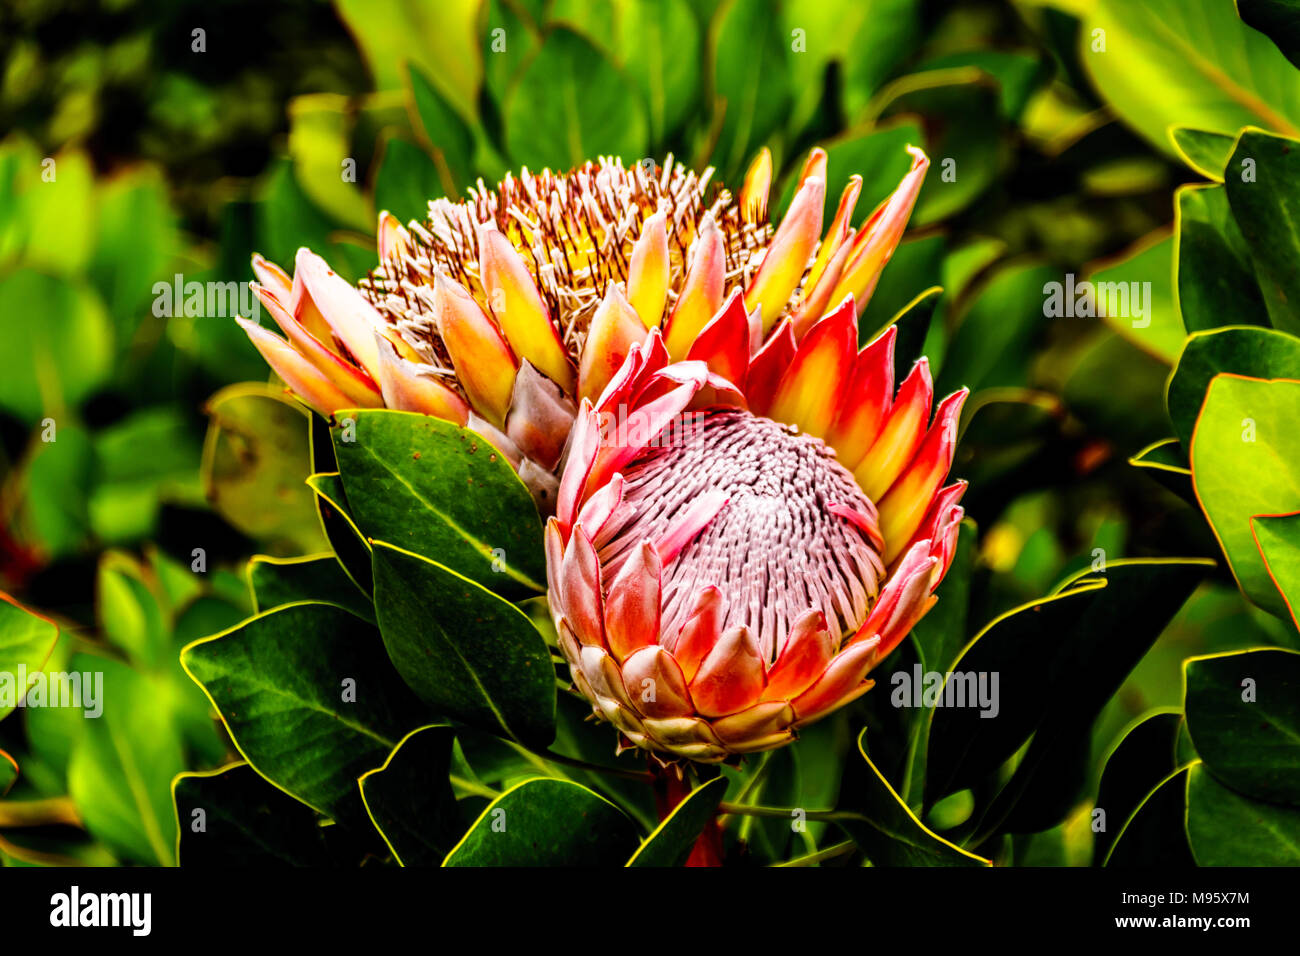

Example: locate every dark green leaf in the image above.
[1186,761,1300,864]
[1225,129,1300,334]
[1167,325,1300,449]
[359,725,462,866]
[611,0,700,143]
[248,553,374,623]
[444,778,640,866]
[1170,127,1235,181]
[1104,765,1195,866]
[925,560,1210,817]
[407,64,475,191]
[1175,183,1270,332]
[307,471,374,596]
[1185,648,1300,804]
[174,762,337,866]
[503,27,648,170]
[373,137,444,224]
[836,731,989,866]
[332,409,545,598]
[627,776,727,867]
[1092,710,1182,865]
[1239,0,1300,70]
[711,0,792,178]
[181,602,427,826]
[371,541,556,746]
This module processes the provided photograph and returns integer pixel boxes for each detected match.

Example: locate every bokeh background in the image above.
[0,0,1293,865]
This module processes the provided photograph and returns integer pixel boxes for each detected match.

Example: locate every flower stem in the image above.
[773,840,857,867]
[717,801,845,823]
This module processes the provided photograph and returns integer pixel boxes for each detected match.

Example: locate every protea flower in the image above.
[545,282,967,762]
[235,146,930,510]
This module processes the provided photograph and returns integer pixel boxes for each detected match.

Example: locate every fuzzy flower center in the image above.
[599,407,885,661]
[358,156,772,378]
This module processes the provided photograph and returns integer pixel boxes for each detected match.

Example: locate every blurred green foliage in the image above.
[1,0,1299,867]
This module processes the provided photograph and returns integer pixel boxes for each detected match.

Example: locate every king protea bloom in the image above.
[236,146,930,510]
[545,277,968,762]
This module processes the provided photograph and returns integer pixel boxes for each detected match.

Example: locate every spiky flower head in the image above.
[237,146,930,509]
[545,284,967,762]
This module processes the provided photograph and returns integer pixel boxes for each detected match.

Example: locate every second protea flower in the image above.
[235,146,930,510]
[547,292,967,763]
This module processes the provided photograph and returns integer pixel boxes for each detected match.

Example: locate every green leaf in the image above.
[1104,765,1195,866]
[0,271,113,423]
[358,725,462,866]
[0,595,59,722]
[334,0,480,117]
[503,27,648,171]
[776,121,923,225]
[1186,760,1300,864]
[96,551,167,670]
[1175,183,1270,333]
[611,0,701,143]
[373,137,444,225]
[925,560,1210,820]
[307,471,374,596]
[181,602,428,826]
[407,64,475,192]
[859,234,945,349]
[783,0,922,131]
[904,519,976,806]
[937,263,1059,395]
[1170,127,1235,181]
[894,76,1008,226]
[1083,0,1300,155]
[1225,128,1300,334]
[1088,233,1182,364]
[1167,326,1300,449]
[19,423,94,558]
[1185,648,1300,804]
[710,0,792,178]
[1239,0,1300,69]
[68,657,185,866]
[248,553,373,623]
[174,763,337,866]
[837,732,990,867]
[88,168,181,324]
[1254,513,1300,627]
[371,541,556,746]
[332,409,545,598]
[1189,374,1300,617]
[1092,710,1182,865]
[627,776,728,867]
[1127,438,1193,503]
[286,94,371,231]
[444,778,640,866]
[202,384,327,553]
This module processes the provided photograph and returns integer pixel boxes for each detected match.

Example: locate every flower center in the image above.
[598,406,885,661]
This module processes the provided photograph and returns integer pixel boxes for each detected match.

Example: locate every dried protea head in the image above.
[236,146,930,510]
